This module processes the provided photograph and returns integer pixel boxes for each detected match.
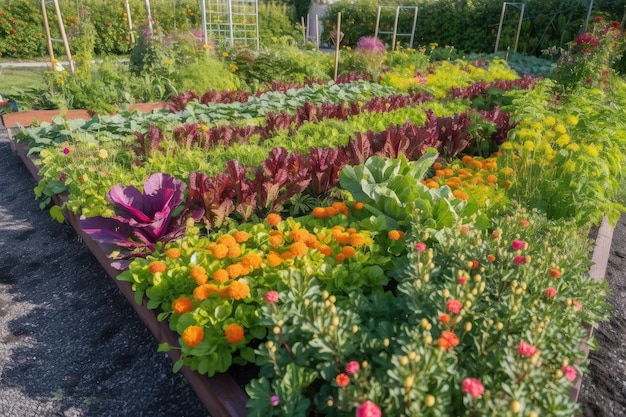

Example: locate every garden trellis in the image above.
[374,5,418,50]
[41,0,74,73]
[494,2,525,54]
[199,0,259,48]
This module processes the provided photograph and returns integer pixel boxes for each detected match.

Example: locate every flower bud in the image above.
[304,299,310,307]
[272,326,281,334]
[352,325,359,334]
[424,395,436,407]
[496,322,504,331]
[408,351,419,361]
[329,295,336,304]
[473,274,481,282]
[399,356,409,366]
[510,400,521,414]
[442,288,450,298]
[403,376,414,389]
[327,399,333,407]
[331,317,340,327]
[322,290,329,300]
[383,338,390,347]
[424,335,433,344]
[423,274,430,283]
[464,322,472,332]
[421,318,430,328]
[266,341,274,349]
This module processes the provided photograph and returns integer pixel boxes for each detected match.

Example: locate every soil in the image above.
[1,120,625,417]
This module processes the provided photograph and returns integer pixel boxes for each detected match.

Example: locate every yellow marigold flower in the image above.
[212,268,230,283]
[563,160,576,173]
[543,116,556,127]
[523,141,535,151]
[166,248,181,259]
[149,261,166,274]
[227,245,242,259]
[566,143,580,152]
[267,252,283,267]
[98,149,108,159]
[349,233,366,247]
[224,323,245,344]
[567,115,579,126]
[221,51,229,57]
[182,325,204,347]
[172,296,192,314]
[212,243,229,259]
[217,234,237,248]
[500,142,513,150]
[583,144,599,157]
[226,280,250,300]
[554,124,567,134]
[266,213,282,227]
[226,262,244,279]
[556,134,570,147]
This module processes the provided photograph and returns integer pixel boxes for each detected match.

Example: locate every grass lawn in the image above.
[0,67,47,98]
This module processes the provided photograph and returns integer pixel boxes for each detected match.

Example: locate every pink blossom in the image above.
[356,400,382,417]
[511,240,527,250]
[345,361,360,375]
[264,290,279,304]
[462,378,485,398]
[517,341,538,357]
[457,276,467,285]
[63,147,70,155]
[447,299,463,314]
[355,37,385,53]
[563,365,577,382]
[415,242,427,252]
[514,255,526,265]
[545,287,557,298]
[270,395,280,406]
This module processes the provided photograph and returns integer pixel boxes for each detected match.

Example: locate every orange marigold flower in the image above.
[461,155,473,164]
[289,229,310,242]
[280,250,295,260]
[550,268,562,278]
[224,323,245,344]
[217,234,237,248]
[212,268,230,283]
[193,284,220,300]
[435,169,445,177]
[492,230,500,238]
[336,373,350,387]
[312,207,327,218]
[470,259,479,269]
[388,230,403,241]
[266,213,282,227]
[182,325,204,347]
[349,233,366,247]
[290,241,309,257]
[190,266,207,282]
[269,234,283,247]
[166,248,181,259]
[460,226,470,234]
[443,168,454,177]
[502,180,511,188]
[324,206,339,217]
[439,313,450,324]
[242,253,262,269]
[172,296,192,314]
[240,264,251,275]
[226,263,244,279]
[433,162,443,170]
[267,252,283,267]
[334,232,350,245]
[353,201,365,210]
[486,174,498,184]
[335,253,346,262]
[332,201,349,216]
[233,231,249,243]
[149,261,167,274]
[212,243,229,259]
[342,246,357,258]
[438,330,459,350]
[487,254,496,262]
[318,245,332,257]
[226,280,250,300]
[227,245,242,259]
[453,190,469,200]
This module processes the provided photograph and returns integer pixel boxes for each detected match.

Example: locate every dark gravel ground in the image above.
[0,127,209,416]
[1,120,625,417]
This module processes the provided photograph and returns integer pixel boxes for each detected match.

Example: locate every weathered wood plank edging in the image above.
[8,137,249,417]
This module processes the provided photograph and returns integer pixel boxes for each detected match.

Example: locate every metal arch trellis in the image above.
[199,0,259,48]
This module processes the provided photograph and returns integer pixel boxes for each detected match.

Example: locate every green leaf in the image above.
[157,343,171,353]
[172,359,184,373]
[49,205,65,223]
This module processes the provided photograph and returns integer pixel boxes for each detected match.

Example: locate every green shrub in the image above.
[258,3,301,47]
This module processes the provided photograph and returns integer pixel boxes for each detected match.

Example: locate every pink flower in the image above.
[345,361,360,375]
[63,147,70,155]
[356,400,382,417]
[462,378,485,398]
[415,242,427,252]
[563,365,577,382]
[511,240,527,250]
[514,255,526,265]
[270,395,280,406]
[355,37,385,53]
[517,341,538,357]
[519,220,529,227]
[264,290,279,304]
[457,276,467,285]
[447,299,463,314]
[545,287,557,298]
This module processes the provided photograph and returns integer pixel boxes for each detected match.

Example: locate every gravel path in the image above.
[0,121,624,417]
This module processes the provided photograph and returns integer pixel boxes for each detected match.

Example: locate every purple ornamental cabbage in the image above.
[80,173,203,268]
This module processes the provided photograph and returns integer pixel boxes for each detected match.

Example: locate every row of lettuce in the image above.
[15,38,626,417]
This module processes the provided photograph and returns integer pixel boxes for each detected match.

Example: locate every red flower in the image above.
[550,268,562,278]
[514,255,526,265]
[415,242,427,252]
[462,378,485,398]
[439,313,450,324]
[335,373,350,387]
[517,341,538,357]
[356,401,381,417]
[446,299,463,314]
[457,276,467,285]
[563,365,577,382]
[438,331,459,350]
[511,240,528,250]
[545,287,557,298]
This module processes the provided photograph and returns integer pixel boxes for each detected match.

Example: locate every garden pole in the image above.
[494,2,506,53]
[315,14,320,50]
[391,6,400,50]
[125,0,135,44]
[585,0,594,30]
[41,0,56,70]
[200,0,208,46]
[302,16,307,46]
[334,12,341,82]
[513,3,524,53]
[52,0,75,74]
[144,0,153,35]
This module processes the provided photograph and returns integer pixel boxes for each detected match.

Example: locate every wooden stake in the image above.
[52,0,74,74]
[41,0,56,71]
[333,12,341,82]
[125,0,135,44]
